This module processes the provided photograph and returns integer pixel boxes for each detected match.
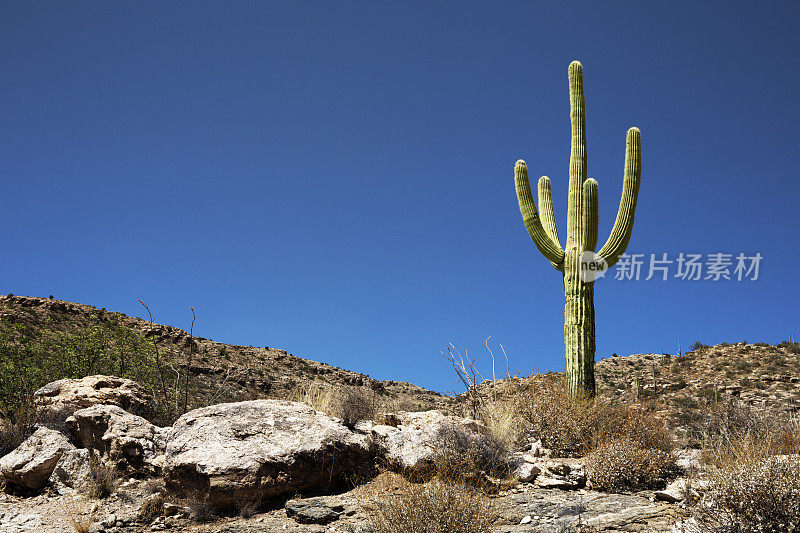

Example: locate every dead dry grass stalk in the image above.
[59,495,98,533]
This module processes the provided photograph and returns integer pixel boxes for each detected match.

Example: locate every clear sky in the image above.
[2,2,799,393]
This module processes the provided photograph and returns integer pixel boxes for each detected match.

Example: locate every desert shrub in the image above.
[515,375,596,456]
[690,341,709,352]
[696,453,800,532]
[86,453,119,499]
[516,375,673,457]
[433,422,514,483]
[292,384,375,427]
[339,386,375,428]
[359,472,498,533]
[584,437,674,491]
[694,401,800,458]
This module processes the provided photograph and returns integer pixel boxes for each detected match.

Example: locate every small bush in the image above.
[696,454,800,532]
[515,376,596,456]
[360,472,498,533]
[292,384,375,427]
[433,422,514,483]
[584,437,674,491]
[339,386,374,428]
[185,487,218,523]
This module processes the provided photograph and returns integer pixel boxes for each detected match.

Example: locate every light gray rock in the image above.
[532,461,586,490]
[504,489,675,532]
[34,375,151,425]
[515,462,541,483]
[49,447,91,491]
[654,478,692,503]
[66,404,167,475]
[528,439,552,458]
[163,400,374,509]
[0,427,71,489]
[369,410,485,472]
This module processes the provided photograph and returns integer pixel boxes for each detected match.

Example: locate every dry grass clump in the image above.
[584,437,674,491]
[86,453,119,499]
[292,383,338,415]
[359,471,498,533]
[59,495,98,533]
[292,383,375,427]
[0,395,36,456]
[477,394,526,449]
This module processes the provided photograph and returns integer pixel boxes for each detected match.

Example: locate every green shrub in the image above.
[0,317,184,425]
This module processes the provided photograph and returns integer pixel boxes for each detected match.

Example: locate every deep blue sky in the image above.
[2,2,799,393]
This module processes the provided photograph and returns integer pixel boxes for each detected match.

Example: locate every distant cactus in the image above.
[514,61,642,396]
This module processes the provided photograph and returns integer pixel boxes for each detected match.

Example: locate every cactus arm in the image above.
[581,178,598,252]
[597,127,641,268]
[515,160,566,267]
[538,176,561,248]
[566,60,587,252]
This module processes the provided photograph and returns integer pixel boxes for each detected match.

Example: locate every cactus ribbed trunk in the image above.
[514,60,641,398]
[564,248,596,396]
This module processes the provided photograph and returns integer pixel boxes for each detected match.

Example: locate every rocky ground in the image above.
[1,374,701,533]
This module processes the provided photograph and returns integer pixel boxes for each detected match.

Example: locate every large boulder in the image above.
[0,427,72,489]
[66,404,167,476]
[369,410,486,473]
[163,400,375,509]
[34,375,151,426]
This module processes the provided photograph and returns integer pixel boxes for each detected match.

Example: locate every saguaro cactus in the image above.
[514,61,641,396]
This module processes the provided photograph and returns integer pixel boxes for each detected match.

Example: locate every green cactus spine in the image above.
[514,61,642,397]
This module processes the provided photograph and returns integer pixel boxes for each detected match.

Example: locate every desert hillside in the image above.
[0,294,447,424]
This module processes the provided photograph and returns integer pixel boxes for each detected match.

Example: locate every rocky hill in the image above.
[0,294,447,420]
[3,294,798,434]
